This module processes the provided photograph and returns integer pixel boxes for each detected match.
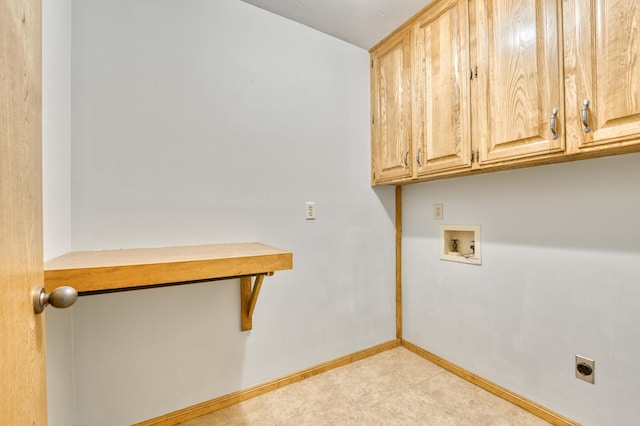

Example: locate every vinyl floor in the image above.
[178,347,551,425]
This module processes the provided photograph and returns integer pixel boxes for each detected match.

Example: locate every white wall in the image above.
[403,153,640,426]
[42,2,71,261]
[69,0,395,424]
[42,0,74,424]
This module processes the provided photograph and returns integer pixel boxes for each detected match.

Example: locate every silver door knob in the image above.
[32,286,78,314]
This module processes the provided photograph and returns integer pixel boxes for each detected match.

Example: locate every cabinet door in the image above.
[371,30,413,184]
[565,0,640,151]
[413,0,472,175]
[474,0,564,164]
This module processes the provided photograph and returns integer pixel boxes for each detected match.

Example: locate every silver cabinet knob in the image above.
[550,108,559,140]
[402,149,410,169]
[32,286,78,314]
[581,99,591,133]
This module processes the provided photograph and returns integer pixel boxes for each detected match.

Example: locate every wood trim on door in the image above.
[0,0,47,423]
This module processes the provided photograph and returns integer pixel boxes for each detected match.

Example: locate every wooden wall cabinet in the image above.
[473,0,565,165]
[370,28,413,184]
[564,0,640,154]
[370,0,640,186]
[412,0,472,177]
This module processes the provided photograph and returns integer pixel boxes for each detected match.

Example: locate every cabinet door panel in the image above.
[569,0,640,149]
[475,0,564,163]
[371,32,413,184]
[413,0,471,175]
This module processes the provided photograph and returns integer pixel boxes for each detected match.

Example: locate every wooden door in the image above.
[371,28,413,184]
[413,0,472,176]
[564,0,640,152]
[0,0,47,424]
[474,0,565,164]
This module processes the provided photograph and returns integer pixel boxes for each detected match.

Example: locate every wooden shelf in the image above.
[44,242,293,330]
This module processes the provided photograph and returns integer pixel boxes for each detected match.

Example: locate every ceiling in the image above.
[239,0,431,50]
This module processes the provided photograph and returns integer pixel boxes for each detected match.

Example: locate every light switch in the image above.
[434,203,443,220]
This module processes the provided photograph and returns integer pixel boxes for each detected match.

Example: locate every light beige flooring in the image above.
[179,347,550,425]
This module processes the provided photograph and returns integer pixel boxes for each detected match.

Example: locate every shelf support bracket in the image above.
[240,272,273,331]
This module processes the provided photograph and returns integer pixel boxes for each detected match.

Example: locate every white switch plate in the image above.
[305,202,316,220]
[434,203,444,220]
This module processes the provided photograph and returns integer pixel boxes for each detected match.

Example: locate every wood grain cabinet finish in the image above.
[370,28,413,184]
[564,0,640,153]
[370,0,640,185]
[473,0,565,165]
[413,0,472,176]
